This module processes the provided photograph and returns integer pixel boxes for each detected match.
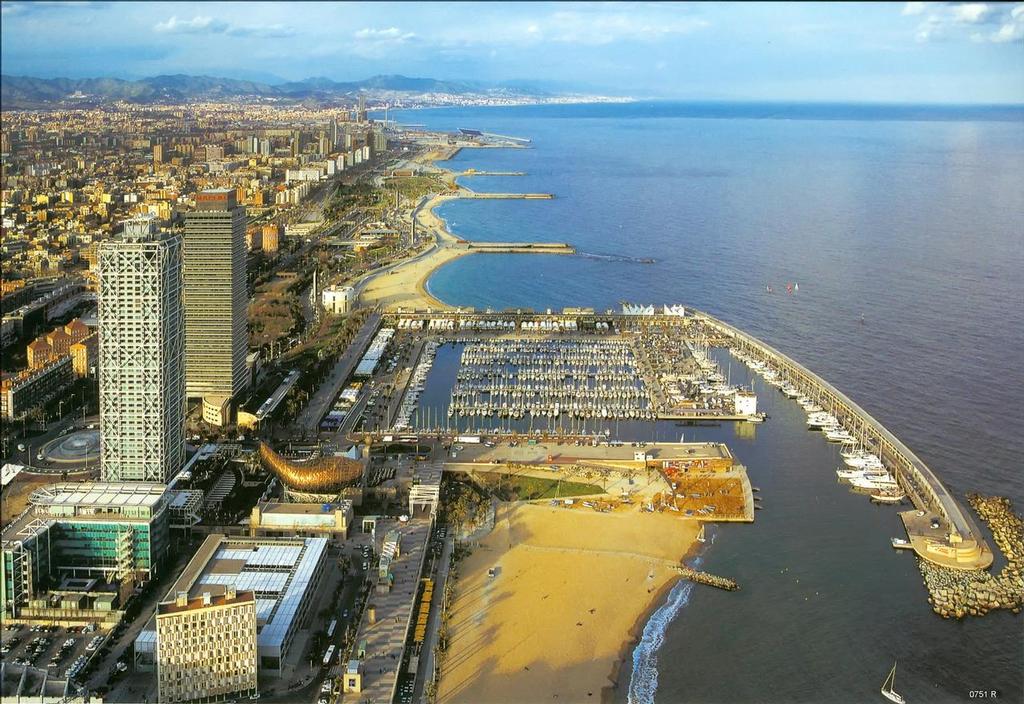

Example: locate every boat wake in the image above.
[577,251,657,264]
[627,556,702,704]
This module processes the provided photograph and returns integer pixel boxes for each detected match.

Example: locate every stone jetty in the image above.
[919,494,1024,619]
[674,565,740,591]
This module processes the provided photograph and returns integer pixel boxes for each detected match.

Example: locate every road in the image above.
[414,536,454,704]
[295,312,382,433]
[3,414,100,474]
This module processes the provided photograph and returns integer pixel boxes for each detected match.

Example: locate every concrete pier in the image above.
[457,171,527,177]
[460,192,554,199]
[462,241,574,254]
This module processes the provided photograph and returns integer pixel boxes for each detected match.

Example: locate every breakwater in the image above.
[673,565,739,591]
[920,495,1023,618]
[685,310,993,571]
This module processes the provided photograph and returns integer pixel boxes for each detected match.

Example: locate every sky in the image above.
[1,1,1022,103]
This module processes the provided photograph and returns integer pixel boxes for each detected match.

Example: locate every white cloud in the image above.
[433,8,708,49]
[154,15,227,34]
[350,27,417,58]
[153,14,294,38]
[990,4,1024,42]
[542,10,708,44]
[950,3,993,24]
[2,0,99,15]
[909,2,1023,43]
[354,27,416,42]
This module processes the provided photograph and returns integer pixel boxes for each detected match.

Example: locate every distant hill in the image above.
[0,73,547,108]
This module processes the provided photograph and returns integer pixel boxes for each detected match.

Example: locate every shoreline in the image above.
[605,539,707,704]
[357,141,559,311]
[436,503,700,704]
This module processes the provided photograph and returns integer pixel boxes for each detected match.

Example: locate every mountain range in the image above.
[0,73,552,109]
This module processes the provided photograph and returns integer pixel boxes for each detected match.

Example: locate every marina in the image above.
[378,308,1009,586]
[448,338,653,422]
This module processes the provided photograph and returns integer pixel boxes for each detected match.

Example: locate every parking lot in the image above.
[0,623,114,682]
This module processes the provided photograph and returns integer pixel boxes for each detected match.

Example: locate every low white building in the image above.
[322,285,356,315]
[734,390,757,416]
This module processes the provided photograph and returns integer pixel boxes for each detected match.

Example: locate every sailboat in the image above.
[697,524,707,543]
[881,660,906,703]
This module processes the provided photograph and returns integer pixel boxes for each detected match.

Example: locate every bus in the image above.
[323,644,336,667]
[327,619,337,638]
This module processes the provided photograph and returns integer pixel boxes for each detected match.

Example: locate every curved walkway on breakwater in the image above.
[686,308,993,570]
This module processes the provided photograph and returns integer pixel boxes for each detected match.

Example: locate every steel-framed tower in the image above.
[98,216,185,482]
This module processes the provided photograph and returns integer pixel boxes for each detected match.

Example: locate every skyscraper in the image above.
[184,189,248,423]
[98,216,185,482]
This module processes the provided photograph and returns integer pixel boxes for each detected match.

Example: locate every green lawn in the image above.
[483,474,603,501]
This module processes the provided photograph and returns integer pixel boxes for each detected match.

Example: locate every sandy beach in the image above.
[356,143,469,310]
[437,503,700,704]
[356,191,466,310]
[356,143,558,311]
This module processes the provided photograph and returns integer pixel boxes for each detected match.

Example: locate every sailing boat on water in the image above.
[697,524,706,543]
[881,660,906,703]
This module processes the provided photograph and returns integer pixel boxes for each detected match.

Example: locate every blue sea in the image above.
[388,102,1024,703]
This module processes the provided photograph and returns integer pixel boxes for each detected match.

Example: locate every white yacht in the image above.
[849,473,899,490]
[807,412,838,428]
[843,451,884,469]
[825,428,856,443]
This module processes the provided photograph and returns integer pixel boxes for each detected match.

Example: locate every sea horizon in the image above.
[397,100,1024,703]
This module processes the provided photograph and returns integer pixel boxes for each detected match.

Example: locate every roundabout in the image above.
[39,428,101,465]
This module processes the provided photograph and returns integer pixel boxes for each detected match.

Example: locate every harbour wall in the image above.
[688,309,992,570]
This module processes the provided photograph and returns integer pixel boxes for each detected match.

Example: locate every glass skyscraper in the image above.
[183,189,248,421]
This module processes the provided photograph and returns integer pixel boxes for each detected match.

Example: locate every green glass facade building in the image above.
[1,482,169,618]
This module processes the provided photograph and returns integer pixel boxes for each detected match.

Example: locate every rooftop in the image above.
[28,481,167,511]
[147,533,328,650]
[3,482,169,545]
[257,501,353,516]
[157,589,255,616]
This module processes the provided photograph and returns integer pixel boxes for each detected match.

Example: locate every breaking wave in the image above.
[627,556,702,704]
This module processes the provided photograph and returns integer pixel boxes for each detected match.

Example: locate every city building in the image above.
[98,216,185,483]
[184,190,248,421]
[249,501,354,542]
[156,586,259,704]
[0,355,73,420]
[322,284,356,315]
[1,482,170,618]
[135,534,327,676]
[245,225,262,251]
[261,224,280,253]
[25,318,89,368]
[70,331,98,378]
